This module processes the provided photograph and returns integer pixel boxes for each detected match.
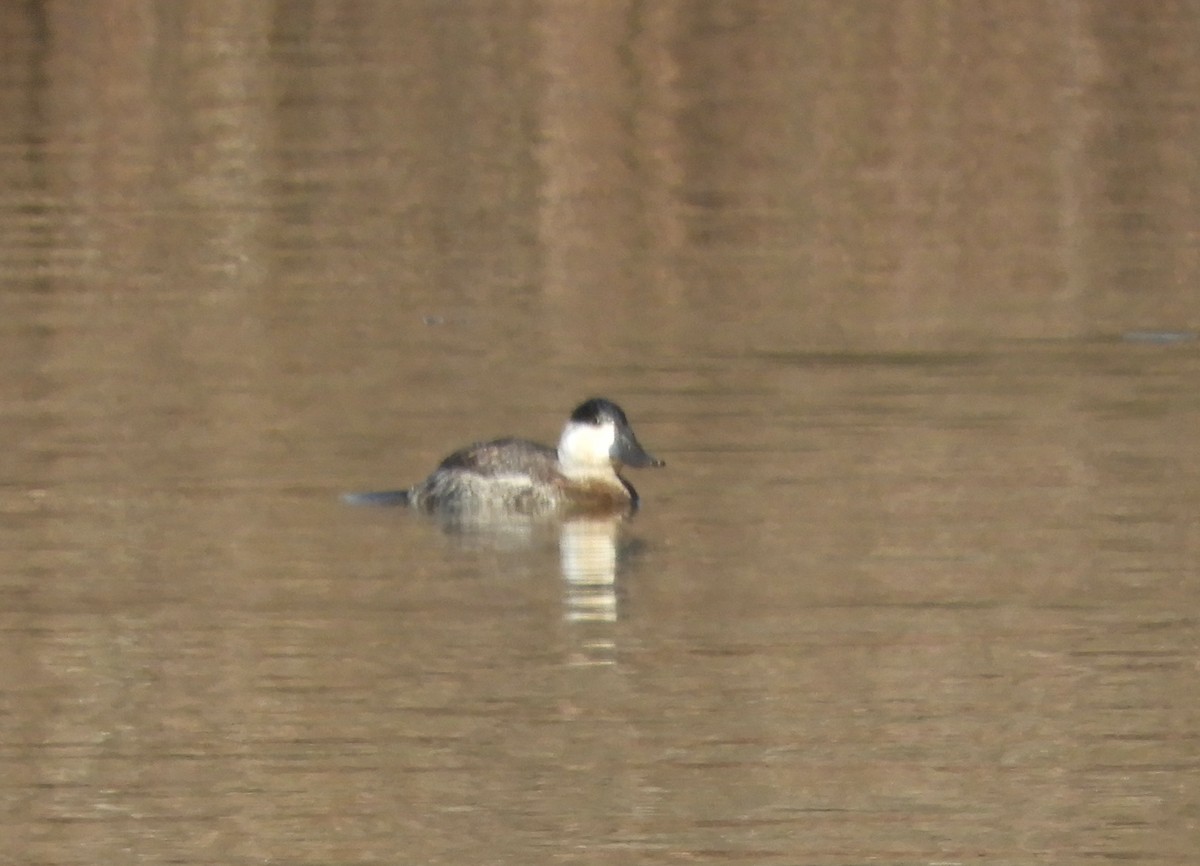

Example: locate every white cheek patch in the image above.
[558,421,616,473]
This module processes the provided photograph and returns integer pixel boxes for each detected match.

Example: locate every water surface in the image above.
[2,2,1199,864]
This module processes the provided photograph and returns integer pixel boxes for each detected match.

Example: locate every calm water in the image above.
[2,2,1199,864]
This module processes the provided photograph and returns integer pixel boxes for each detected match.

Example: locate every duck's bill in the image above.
[615,428,665,468]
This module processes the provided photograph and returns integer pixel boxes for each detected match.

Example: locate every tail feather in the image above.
[342,489,412,507]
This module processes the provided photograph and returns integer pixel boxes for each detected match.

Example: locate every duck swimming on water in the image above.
[345,398,664,516]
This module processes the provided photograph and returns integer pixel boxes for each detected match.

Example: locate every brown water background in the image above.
[2,2,1198,864]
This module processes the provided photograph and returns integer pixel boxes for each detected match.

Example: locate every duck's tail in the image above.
[342,489,412,507]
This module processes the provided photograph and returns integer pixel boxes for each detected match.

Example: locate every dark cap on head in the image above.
[570,397,628,426]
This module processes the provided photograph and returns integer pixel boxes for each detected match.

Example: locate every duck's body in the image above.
[346,398,663,517]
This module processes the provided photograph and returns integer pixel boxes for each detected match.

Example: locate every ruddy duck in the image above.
[345,398,664,516]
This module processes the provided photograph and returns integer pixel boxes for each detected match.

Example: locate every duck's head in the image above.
[557,397,664,477]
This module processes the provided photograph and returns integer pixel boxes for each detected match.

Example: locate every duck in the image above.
[345,397,663,516]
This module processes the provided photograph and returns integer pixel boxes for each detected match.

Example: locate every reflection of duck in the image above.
[346,398,664,517]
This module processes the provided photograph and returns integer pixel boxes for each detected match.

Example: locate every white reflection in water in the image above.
[559,515,621,623]
[559,515,627,666]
